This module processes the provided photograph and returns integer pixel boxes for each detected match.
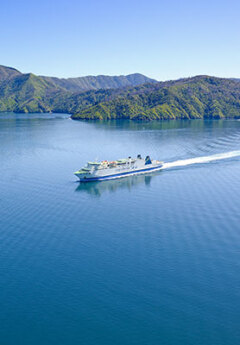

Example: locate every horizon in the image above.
[1,64,238,82]
[1,0,240,80]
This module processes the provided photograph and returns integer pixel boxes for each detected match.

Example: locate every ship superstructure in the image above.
[74,155,163,182]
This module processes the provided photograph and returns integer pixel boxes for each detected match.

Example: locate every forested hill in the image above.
[72,76,240,120]
[1,65,240,121]
[0,65,157,113]
[0,65,156,92]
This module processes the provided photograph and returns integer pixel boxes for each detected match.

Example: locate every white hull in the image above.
[75,160,163,182]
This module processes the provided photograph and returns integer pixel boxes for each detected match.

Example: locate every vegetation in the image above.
[0,65,156,114]
[1,65,240,121]
[41,73,157,92]
[72,76,240,120]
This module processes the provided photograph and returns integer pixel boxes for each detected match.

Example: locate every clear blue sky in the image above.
[1,0,240,80]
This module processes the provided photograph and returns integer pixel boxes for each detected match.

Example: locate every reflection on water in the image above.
[88,118,233,132]
[0,112,70,120]
[1,114,240,345]
[75,173,158,196]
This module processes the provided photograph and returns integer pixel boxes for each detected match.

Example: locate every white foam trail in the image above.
[162,150,240,170]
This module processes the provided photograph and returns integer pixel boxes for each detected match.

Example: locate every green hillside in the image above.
[0,65,158,114]
[0,73,64,113]
[1,65,240,121]
[0,70,121,114]
[72,76,240,120]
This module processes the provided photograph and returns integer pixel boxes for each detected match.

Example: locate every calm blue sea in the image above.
[1,113,240,345]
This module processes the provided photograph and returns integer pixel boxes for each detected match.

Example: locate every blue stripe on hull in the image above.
[78,165,163,182]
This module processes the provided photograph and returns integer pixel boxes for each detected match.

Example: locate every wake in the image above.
[162,150,240,170]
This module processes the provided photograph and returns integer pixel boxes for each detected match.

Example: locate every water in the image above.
[1,113,240,345]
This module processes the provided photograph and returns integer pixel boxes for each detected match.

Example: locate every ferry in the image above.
[74,155,163,182]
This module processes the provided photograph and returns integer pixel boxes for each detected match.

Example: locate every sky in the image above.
[1,0,240,80]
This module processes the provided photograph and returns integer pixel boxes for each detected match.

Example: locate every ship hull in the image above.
[75,163,163,182]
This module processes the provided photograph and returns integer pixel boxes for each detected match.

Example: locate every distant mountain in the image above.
[41,73,157,92]
[0,65,158,113]
[1,65,240,121]
[72,76,240,120]
[0,65,21,82]
[0,65,157,93]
